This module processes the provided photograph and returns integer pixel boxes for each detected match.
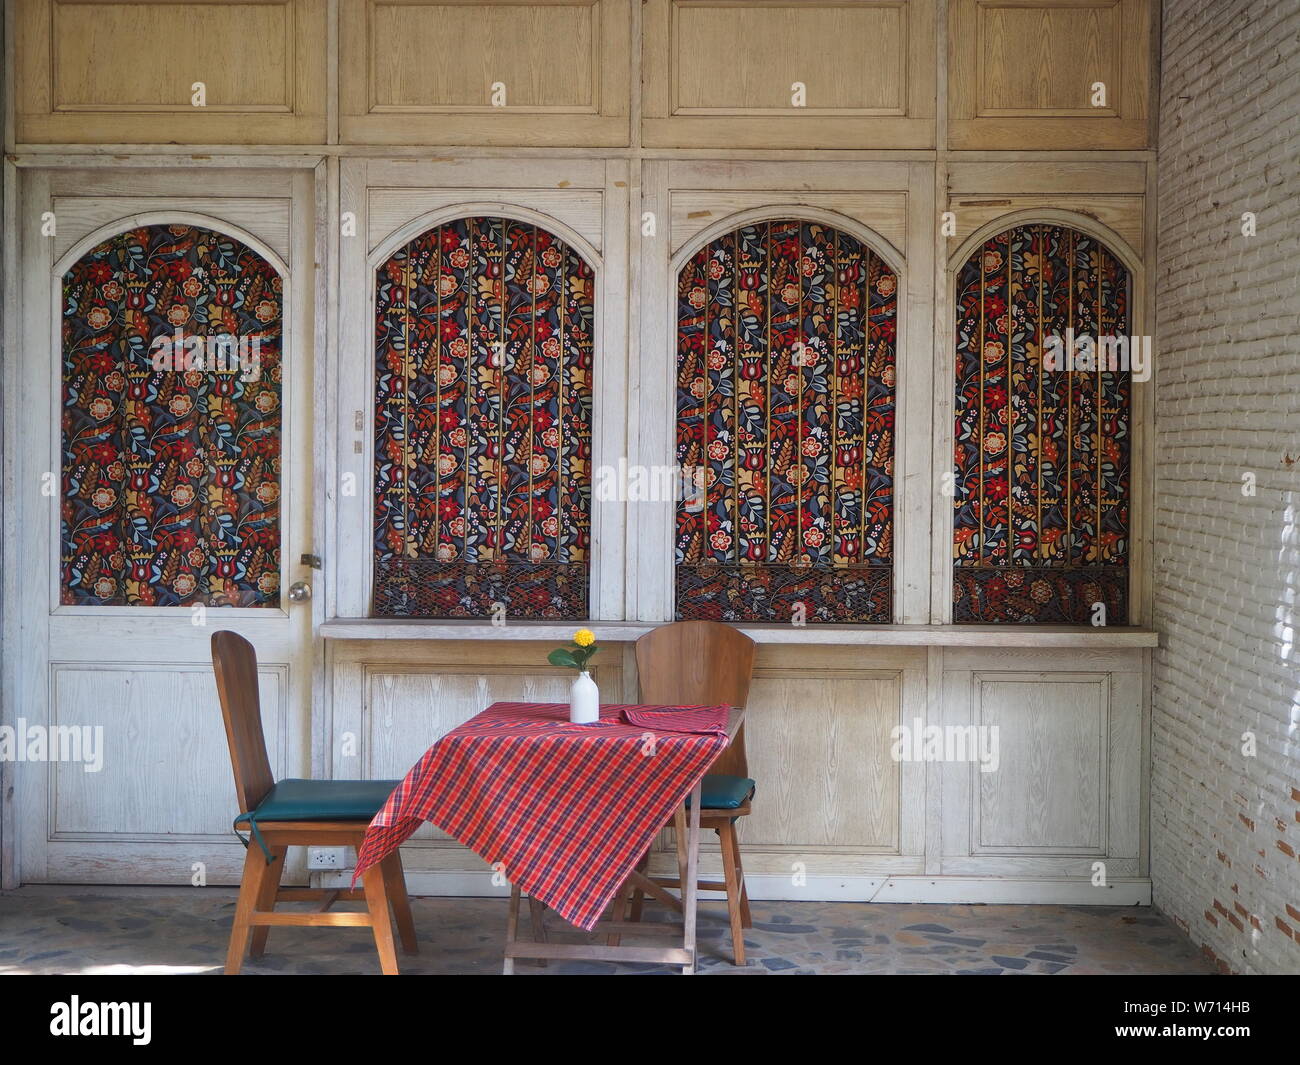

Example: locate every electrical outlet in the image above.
[307,847,347,870]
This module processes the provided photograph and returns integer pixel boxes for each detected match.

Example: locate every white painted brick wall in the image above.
[1153,0,1300,974]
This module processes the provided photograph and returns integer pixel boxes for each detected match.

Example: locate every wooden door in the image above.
[5,166,318,885]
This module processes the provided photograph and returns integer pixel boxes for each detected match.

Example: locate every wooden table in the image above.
[503,705,745,975]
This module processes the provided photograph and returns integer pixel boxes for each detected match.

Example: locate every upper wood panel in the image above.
[15,0,328,143]
[948,0,1152,149]
[10,0,1156,149]
[642,0,936,148]
[340,0,632,146]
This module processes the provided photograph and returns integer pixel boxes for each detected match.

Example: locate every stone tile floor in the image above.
[0,888,1214,975]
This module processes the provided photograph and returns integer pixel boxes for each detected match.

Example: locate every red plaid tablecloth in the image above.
[353,701,732,931]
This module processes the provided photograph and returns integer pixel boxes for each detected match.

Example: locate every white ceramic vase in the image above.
[569,670,600,724]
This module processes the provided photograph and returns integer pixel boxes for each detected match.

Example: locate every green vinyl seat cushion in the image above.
[233,778,400,862]
[685,773,756,811]
[240,778,400,823]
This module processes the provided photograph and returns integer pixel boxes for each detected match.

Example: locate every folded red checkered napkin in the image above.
[621,704,730,736]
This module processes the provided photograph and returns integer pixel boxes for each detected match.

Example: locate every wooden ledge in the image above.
[319,620,1159,649]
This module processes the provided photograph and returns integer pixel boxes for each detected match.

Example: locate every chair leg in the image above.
[248,845,287,959]
[727,821,753,928]
[381,851,418,955]
[718,821,746,966]
[361,863,400,975]
[226,844,276,975]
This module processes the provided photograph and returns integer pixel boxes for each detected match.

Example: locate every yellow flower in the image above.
[573,629,596,647]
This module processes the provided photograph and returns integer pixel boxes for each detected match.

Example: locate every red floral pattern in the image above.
[953,224,1130,623]
[61,224,282,607]
[373,217,593,619]
[675,220,895,623]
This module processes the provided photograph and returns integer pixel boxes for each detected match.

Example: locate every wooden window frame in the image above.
[331,157,630,622]
[935,207,1151,627]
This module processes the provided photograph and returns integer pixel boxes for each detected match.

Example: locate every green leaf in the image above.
[548,648,580,669]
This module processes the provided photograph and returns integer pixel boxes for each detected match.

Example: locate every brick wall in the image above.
[1153,0,1300,974]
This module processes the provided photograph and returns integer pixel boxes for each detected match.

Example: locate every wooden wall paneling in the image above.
[1133,156,1157,628]
[309,157,332,784]
[0,157,16,887]
[1137,646,1151,875]
[948,193,1145,251]
[743,669,903,852]
[49,194,294,264]
[1107,666,1142,859]
[653,645,926,878]
[948,0,1153,149]
[334,157,371,620]
[942,645,1142,674]
[628,159,672,621]
[939,647,1144,880]
[946,159,1148,248]
[15,0,328,144]
[48,664,286,838]
[973,671,1109,854]
[365,188,607,257]
[642,0,937,148]
[339,0,632,146]
[595,158,632,619]
[668,191,910,259]
[898,163,936,624]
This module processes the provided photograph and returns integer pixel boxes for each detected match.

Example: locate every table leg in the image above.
[503,884,521,975]
[682,780,703,974]
[527,895,550,968]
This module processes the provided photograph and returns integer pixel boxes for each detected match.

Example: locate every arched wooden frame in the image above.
[58,218,286,609]
[370,213,597,620]
[949,217,1137,625]
[670,213,900,624]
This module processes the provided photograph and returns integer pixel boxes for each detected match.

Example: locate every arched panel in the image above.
[674,218,897,623]
[60,223,283,607]
[372,216,594,619]
[952,223,1132,624]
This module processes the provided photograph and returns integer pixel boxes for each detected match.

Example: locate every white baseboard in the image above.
[322,870,1153,906]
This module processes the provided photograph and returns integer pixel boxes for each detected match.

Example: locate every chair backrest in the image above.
[635,620,757,777]
[210,630,275,814]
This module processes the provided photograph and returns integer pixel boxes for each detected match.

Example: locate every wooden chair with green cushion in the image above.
[626,620,757,965]
[211,630,417,975]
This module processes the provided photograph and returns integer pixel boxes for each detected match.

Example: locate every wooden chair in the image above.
[625,620,757,965]
[211,630,417,975]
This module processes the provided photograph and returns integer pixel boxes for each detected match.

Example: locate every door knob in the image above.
[287,581,312,602]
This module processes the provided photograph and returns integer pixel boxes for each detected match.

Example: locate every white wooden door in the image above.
[5,165,319,885]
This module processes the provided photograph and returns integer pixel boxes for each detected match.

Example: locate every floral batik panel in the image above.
[61,224,283,607]
[373,217,593,619]
[675,220,896,623]
[952,224,1131,624]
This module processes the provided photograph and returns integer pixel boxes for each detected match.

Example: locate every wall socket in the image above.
[307,847,348,870]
